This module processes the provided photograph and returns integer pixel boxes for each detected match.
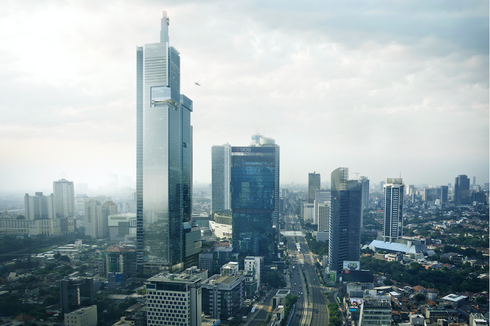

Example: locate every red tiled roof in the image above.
[14,313,35,322]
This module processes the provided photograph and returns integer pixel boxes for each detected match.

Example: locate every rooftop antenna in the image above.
[58,172,68,181]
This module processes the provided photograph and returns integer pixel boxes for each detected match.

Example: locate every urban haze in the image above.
[0,2,488,326]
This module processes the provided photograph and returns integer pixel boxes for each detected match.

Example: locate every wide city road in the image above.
[282,214,329,326]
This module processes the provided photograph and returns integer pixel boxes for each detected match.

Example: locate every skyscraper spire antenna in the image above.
[160,11,169,44]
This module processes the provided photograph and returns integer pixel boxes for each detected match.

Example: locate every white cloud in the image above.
[0,0,487,191]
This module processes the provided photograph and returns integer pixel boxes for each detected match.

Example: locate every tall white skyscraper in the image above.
[136,11,193,274]
[383,178,404,242]
[211,144,231,212]
[53,178,75,218]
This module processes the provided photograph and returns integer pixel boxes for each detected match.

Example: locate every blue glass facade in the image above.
[231,146,277,259]
[328,167,362,277]
[136,12,192,274]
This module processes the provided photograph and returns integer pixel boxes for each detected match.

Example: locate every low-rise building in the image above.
[201,262,245,320]
[0,217,61,236]
[358,294,392,326]
[442,294,468,308]
[64,305,97,326]
[470,313,488,326]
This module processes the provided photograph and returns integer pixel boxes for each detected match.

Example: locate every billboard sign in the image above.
[343,261,360,271]
[232,146,275,153]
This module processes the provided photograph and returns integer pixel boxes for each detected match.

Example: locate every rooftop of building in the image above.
[203,273,243,286]
[442,294,468,302]
[148,271,201,284]
[106,246,136,253]
[369,239,428,254]
[342,270,374,283]
[108,213,136,218]
[213,245,233,252]
[66,305,97,315]
[363,299,392,308]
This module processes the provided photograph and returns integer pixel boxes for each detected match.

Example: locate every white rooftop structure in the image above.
[369,238,428,254]
[442,294,467,302]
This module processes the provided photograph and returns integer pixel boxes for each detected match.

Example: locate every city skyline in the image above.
[0,1,488,192]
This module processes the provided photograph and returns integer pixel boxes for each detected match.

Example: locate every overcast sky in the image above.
[0,0,488,193]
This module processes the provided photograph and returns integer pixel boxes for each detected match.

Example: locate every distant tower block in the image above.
[383,178,404,242]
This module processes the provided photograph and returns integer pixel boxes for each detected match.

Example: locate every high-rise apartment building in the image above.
[328,167,362,280]
[383,178,404,242]
[314,189,330,226]
[24,192,55,220]
[212,144,231,212]
[317,201,330,242]
[308,172,321,203]
[136,11,193,274]
[454,175,470,205]
[53,178,75,218]
[85,200,103,239]
[318,202,330,232]
[102,201,117,237]
[84,200,116,238]
[146,271,202,326]
[231,136,279,260]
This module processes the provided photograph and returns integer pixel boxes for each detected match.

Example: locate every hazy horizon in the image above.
[0,1,488,192]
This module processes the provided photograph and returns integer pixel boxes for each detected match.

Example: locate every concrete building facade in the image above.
[146,271,202,326]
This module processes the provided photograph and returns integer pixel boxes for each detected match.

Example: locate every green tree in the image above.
[476,296,488,304]
[415,293,426,302]
[58,255,70,262]
[383,279,394,286]
[263,272,286,288]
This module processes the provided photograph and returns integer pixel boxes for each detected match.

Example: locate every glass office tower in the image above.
[231,139,278,260]
[308,172,321,204]
[454,174,470,205]
[328,167,362,280]
[136,11,193,274]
